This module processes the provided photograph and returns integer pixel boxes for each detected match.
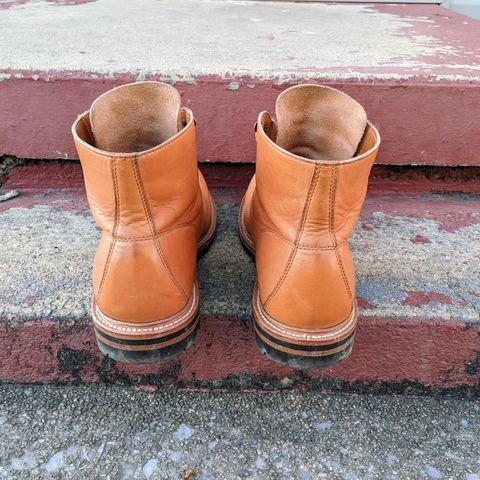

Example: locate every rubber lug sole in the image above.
[253,316,355,369]
[95,315,199,364]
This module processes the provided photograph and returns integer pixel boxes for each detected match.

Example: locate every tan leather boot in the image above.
[72,81,216,363]
[239,85,380,369]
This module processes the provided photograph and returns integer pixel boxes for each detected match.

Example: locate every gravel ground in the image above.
[0,385,479,479]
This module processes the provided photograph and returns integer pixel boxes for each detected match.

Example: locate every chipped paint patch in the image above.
[357,297,377,310]
[439,212,480,233]
[227,82,240,91]
[351,209,480,320]
[411,235,432,244]
[402,291,453,307]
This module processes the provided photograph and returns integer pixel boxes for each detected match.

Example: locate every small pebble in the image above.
[255,457,266,470]
[173,424,195,441]
[314,422,331,432]
[143,459,157,478]
[297,466,312,480]
[425,465,443,479]
[43,451,63,473]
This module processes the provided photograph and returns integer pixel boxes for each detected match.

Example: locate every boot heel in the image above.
[252,286,357,369]
[94,318,198,364]
[92,286,200,364]
[72,81,217,365]
[253,325,354,369]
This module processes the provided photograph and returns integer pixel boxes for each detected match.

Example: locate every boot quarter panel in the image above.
[74,136,116,233]
[137,123,200,233]
[334,153,377,243]
[254,131,314,243]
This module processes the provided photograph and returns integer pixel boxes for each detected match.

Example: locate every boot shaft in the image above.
[71,82,214,325]
[253,86,380,249]
[72,82,201,239]
[255,116,379,248]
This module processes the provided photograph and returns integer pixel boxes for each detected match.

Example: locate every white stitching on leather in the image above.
[94,287,197,333]
[255,290,356,341]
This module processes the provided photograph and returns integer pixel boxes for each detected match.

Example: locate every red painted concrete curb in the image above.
[4,161,480,196]
[1,315,479,391]
[1,74,480,167]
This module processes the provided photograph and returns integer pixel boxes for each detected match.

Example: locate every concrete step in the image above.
[1,161,479,393]
[0,0,479,166]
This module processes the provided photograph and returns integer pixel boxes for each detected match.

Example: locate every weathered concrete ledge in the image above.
[1,163,479,392]
[0,0,479,166]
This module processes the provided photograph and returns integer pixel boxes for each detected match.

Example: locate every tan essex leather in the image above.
[72,81,216,363]
[239,84,380,368]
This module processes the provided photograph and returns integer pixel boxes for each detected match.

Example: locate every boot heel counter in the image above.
[264,245,354,330]
[93,234,188,323]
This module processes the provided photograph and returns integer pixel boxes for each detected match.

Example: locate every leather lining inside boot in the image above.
[89,81,182,153]
[274,85,368,161]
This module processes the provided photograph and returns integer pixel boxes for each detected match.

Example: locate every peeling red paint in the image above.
[439,213,480,233]
[1,166,479,388]
[361,224,374,232]
[411,235,432,244]
[402,291,453,307]
[468,291,480,298]
[0,315,479,389]
[357,297,376,310]
[370,4,480,72]
[3,163,480,225]
[362,195,480,232]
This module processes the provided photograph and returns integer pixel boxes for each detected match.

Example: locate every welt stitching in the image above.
[329,166,353,299]
[131,156,188,302]
[98,158,119,297]
[264,164,321,308]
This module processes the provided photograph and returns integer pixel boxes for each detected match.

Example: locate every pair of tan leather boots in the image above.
[72,82,380,369]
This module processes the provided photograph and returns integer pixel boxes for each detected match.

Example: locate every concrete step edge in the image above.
[1,162,479,390]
